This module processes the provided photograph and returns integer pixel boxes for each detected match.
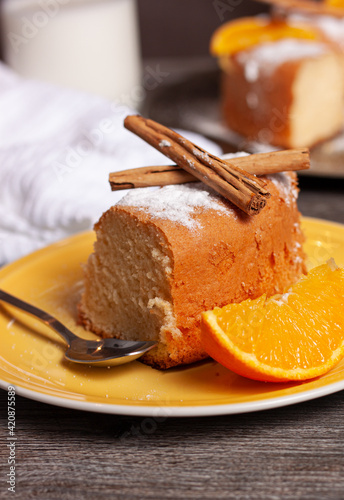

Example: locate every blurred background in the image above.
[0,0,269,169]
[0,0,268,112]
[138,0,267,60]
[0,0,267,72]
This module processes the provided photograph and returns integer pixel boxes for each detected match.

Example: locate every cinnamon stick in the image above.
[124,115,270,216]
[253,0,344,17]
[110,166,196,190]
[109,149,310,190]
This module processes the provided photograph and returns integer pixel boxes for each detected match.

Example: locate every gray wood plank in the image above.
[1,390,344,500]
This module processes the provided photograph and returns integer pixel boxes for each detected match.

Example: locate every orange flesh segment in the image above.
[210,17,321,56]
[325,0,344,8]
[201,263,344,382]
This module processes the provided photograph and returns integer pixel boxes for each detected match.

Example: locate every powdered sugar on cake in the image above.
[312,17,344,48]
[289,14,344,48]
[117,183,233,230]
[238,39,327,81]
[267,173,298,206]
[118,153,298,227]
[117,152,253,229]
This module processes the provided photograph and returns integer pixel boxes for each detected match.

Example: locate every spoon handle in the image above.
[0,289,79,347]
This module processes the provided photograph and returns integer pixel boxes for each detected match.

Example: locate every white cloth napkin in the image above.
[0,63,221,265]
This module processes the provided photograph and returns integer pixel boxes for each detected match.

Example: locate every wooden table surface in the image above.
[1,382,344,499]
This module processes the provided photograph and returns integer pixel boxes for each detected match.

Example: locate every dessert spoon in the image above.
[0,289,157,367]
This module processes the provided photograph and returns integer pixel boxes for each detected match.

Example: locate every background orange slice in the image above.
[210,17,322,56]
[325,0,344,8]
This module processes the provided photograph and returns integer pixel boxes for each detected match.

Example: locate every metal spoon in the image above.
[0,289,157,367]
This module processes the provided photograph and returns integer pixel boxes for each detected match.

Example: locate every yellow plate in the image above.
[1,217,344,416]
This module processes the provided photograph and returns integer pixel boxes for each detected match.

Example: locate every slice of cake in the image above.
[211,17,344,149]
[78,172,306,369]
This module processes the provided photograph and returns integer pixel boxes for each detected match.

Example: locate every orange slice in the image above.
[210,17,321,56]
[325,0,344,8]
[201,261,344,382]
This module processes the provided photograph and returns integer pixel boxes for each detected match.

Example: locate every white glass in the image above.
[0,0,141,101]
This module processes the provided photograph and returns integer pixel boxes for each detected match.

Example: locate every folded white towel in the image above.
[0,63,221,264]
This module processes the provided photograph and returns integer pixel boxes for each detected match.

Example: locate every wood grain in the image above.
[1,390,344,499]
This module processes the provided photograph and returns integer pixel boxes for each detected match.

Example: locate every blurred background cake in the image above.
[211,15,344,149]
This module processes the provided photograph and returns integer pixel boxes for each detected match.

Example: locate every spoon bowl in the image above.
[65,337,157,366]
